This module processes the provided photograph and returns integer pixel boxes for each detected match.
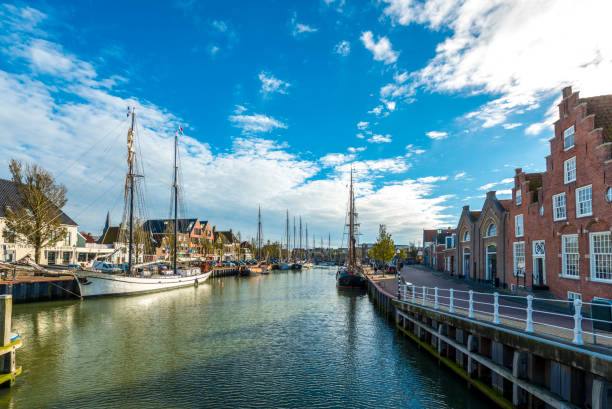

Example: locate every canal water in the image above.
[2,267,491,408]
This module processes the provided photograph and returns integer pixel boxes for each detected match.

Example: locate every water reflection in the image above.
[2,268,490,408]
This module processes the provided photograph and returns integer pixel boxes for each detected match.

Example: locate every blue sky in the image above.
[1,0,611,245]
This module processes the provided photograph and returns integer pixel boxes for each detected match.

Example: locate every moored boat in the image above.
[336,168,365,289]
[76,109,211,297]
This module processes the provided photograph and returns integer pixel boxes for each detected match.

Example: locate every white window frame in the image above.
[486,222,496,237]
[564,157,576,184]
[445,236,452,249]
[576,185,593,218]
[462,230,470,242]
[515,214,523,237]
[516,189,522,205]
[513,241,525,277]
[562,234,579,278]
[553,193,566,221]
[590,232,612,282]
[563,125,575,151]
[567,291,582,301]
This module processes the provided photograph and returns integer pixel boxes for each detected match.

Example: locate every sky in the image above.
[1,0,611,246]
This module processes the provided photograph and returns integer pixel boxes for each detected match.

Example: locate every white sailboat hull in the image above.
[76,270,212,298]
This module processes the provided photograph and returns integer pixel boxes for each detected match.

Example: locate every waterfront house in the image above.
[143,218,208,261]
[505,87,612,301]
[0,179,114,265]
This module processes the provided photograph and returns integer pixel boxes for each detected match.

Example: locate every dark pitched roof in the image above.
[99,226,121,244]
[470,211,481,219]
[0,178,77,225]
[580,95,612,142]
[143,219,197,235]
[216,230,237,243]
[498,199,512,210]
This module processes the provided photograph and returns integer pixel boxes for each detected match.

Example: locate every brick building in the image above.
[506,87,612,301]
[456,192,510,286]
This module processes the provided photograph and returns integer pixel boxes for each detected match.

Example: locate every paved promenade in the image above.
[365,264,612,350]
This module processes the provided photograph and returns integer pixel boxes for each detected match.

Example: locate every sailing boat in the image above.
[279,210,291,270]
[76,109,212,297]
[336,168,365,289]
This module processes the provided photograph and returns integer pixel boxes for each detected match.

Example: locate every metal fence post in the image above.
[412,285,416,304]
[434,287,439,310]
[468,290,474,318]
[525,295,534,333]
[449,288,454,313]
[572,299,584,345]
[493,292,500,324]
[397,275,401,300]
[403,284,407,302]
[422,286,427,306]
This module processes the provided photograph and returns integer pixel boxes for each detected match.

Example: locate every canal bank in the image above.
[3,267,491,408]
[364,271,612,408]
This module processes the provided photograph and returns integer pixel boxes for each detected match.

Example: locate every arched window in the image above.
[462,230,470,242]
[486,223,497,237]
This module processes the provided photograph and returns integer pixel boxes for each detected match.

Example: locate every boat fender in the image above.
[194,278,199,286]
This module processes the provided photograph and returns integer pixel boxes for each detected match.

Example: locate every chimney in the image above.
[515,168,522,175]
[562,86,572,99]
[486,191,496,199]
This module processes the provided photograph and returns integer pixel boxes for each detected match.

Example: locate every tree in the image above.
[408,243,418,258]
[371,224,395,265]
[3,159,68,264]
[398,248,407,261]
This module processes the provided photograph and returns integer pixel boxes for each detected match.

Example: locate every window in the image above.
[564,157,576,183]
[607,187,612,203]
[567,291,582,301]
[516,189,522,205]
[590,232,612,281]
[562,235,579,278]
[445,236,453,249]
[452,234,456,248]
[2,229,15,244]
[462,230,470,242]
[540,205,544,216]
[576,185,592,217]
[563,125,575,150]
[515,214,523,237]
[553,193,566,221]
[486,223,496,237]
[63,232,71,246]
[513,242,525,277]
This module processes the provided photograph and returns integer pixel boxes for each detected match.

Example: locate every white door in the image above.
[532,240,546,285]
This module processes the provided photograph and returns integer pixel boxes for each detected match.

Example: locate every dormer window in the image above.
[563,125,575,150]
[516,189,522,205]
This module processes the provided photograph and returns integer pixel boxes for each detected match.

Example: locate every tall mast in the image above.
[347,168,355,268]
[257,205,262,260]
[286,210,289,262]
[305,224,309,260]
[299,217,302,260]
[293,217,296,261]
[173,130,178,274]
[127,107,136,274]
[328,233,331,262]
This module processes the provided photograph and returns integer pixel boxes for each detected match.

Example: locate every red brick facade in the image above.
[505,87,612,301]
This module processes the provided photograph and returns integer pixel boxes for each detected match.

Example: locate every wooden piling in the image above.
[0,295,22,387]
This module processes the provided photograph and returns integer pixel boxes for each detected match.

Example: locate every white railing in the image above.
[398,283,612,347]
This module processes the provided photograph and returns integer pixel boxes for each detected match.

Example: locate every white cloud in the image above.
[290,13,318,37]
[478,178,514,191]
[229,109,287,134]
[368,134,392,143]
[356,133,365,139]
[212,20,228,32]
[0,4,456,244]
[417,175,447,183]
[357,121,369,130]
[348,146,366,153]
[368,105,384,115]
[259,71,290,96]
[502,122,522,130]
[360,31,398,64]
[383,0,612,130]
[334,40,350,56]
[426,131,447,140]
[496,189,512,196]
[320,153,355,167]
[454,171,467,180]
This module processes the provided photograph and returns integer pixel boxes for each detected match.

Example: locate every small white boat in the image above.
[76,270,211,297]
